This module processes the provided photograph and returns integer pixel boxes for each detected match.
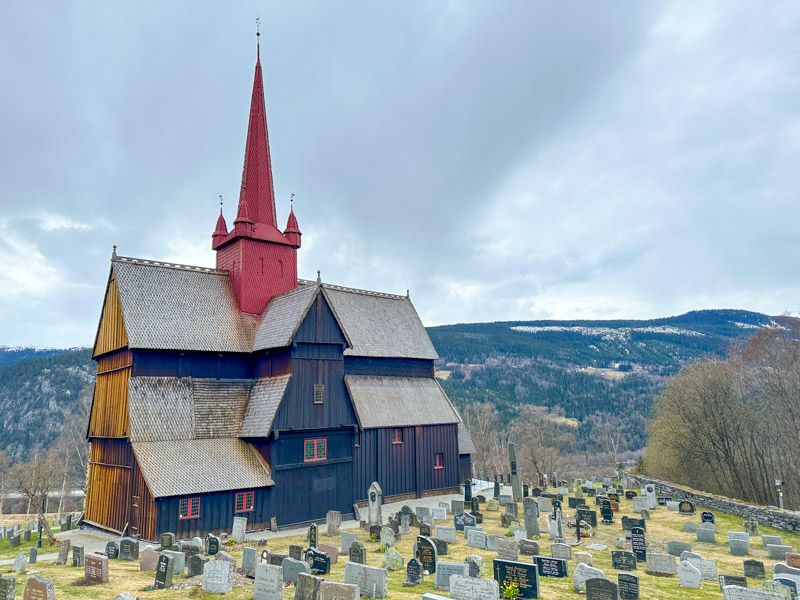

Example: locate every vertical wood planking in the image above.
[93,275,128,358]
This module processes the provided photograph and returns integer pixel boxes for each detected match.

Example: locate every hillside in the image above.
[0,309,789,461]
[429,309,793,453]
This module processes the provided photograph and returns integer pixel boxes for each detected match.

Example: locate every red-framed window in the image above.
[179,496,200,519]
[392,428,403,445]
[434,453,444,470]
[235,491,255,513]
[313,384,325,405]
[304,438,328,462]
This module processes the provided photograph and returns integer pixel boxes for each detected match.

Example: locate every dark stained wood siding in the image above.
[459,454,473,484]
[344,357,434,378]
[84,439,132,534]
[155,487,271,540]
[354,424,459,500]
[270,429,354,525]
[294,295,348,346]
[132,350,254,379]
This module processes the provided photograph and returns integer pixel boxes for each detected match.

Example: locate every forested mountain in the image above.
[430,309,794,453]
[0,309,791,461]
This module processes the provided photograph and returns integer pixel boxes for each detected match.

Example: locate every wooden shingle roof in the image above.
[344,375,459,429]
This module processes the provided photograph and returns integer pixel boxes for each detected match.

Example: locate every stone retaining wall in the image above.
[626,473,800,533]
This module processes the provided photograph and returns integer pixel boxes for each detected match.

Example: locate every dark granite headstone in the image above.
[72,545,85,567]
[701,511,715,524]
[618,573,639,600]
[535,556,568,578]
[631,527,646,562]
[625,491,637,500]
[433,538,448,556]
[308,523,318,548]
[420,523,432,537]
[586,577,618,600]
[119,537,139,560]
[206,535,220,556]
[612,551,637,571]
[577,508,598,528]
[188,554,209,577]
[678,501,695,515]
[305,548,330,575]
[464,480,472,502]
[416,536,437,574]
[154,554,174,589]
[622,516,645,531]
[718,574,747,589]
[349,542,366,565]
[405,558,424,586]
[743,559,765,579]
[105,541,119,559]
[290,544,304,561]
[493,558,539,599]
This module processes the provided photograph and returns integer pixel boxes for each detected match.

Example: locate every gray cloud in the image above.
[0,1,798,346]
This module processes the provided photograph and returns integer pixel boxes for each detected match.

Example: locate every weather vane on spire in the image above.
[291,192,295,206]
[219,194,223,208]
[256,15,261,37]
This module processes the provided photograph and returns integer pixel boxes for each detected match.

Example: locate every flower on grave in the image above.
[501,581,520,600]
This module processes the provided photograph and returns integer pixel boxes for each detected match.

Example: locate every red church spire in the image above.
[237,31,279,230]
[284,193,301,247]
[212,195,228,244]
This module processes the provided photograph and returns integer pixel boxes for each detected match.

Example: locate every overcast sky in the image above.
[1,1,799,347]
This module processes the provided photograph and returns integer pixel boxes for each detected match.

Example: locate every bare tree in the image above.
[8,450,62,544]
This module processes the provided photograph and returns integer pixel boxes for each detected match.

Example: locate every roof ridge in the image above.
[299,279,407,300]
[113,255,228,275]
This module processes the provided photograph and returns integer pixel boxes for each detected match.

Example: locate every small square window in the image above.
[235,491,254,513]
[304,438,328,462]
[434,453,444,470]
[179,496,200,519]
[392,428,403,445]
[313,384,325,404]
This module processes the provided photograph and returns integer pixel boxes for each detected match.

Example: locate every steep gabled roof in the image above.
[132,438,273,498]
[457,421,477,455]
[324,286,438,360]
[344,375,459,428]
[112,257,257,353]
[252,284,320,350]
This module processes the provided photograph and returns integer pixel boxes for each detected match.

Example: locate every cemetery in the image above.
[3,478,800,599]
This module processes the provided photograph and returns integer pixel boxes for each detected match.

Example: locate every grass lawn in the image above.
[2,489,798,599]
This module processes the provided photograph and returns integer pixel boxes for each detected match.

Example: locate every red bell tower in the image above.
[213,36,301,315]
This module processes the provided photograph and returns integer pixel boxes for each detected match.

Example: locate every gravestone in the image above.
[523,498,539,538]
[729,532,751,556]
[701,511,715,524]
[56,540,71,565]
[154,554,174,589]
[467,529,487,550]
[761,581,794,599]
[416,536,437,574]
[308,523,318,548]
[105,541,119,559]
[216,550,237,568]
[254,563,283,600]
[433,538,449,556]
[405,558,424,586]
[85,555,109,584]
[538,497,553,513]
[492,558,539,599]
[787,553,800,569]
[578,508,598,528]
[160,532,176,549]
[644,485,656,509]
[432,507,447,521]
[744,519,760,536]
[496,539,519,561]
[630,527,646,562]
[454,512,477,532]
[188,554,209,577]
[290,544,304,561]
[768,545,793,560]
[29,547,37,565]
[465,555,484,577]
[368,482,383,526]
[139,547,160,571]
[326,511,341,536]
[697,522,716,543]
[420,523,432,538]
[585,577,619,600]
[23,576,55,600]
[452,500,465,514]
[618,573,640,600]
[383,547,404,571]
[119,537,139,560]
[13,552,26,574]
[519,539,539,556]
[437,526,456,543]
[464,480,472,502]
[295,572,322,600]
[678,560,702,588]
[203,560,233,594]
[535,555,568,578]
[551,542,571,561]
[344,562,388,599]
[645,553,677,576]
[281,557,310,584]
[0,576,14,600]
[574,563,606,592]
[380,526,396,547]
[72,545,85,567]
[678,501,696,515]
[305,548,331,575]
[435,562,467,590]
[161,549,185,574]
[612,551,637,571]
[744,559,766,579]
[667,540,692,556]
[242,546,258,577]
[773,578,798,598]
[206,534,220,556]
[719,574,748,589]
[318,581,359,600]
[451,574,499,600]
[763,535,783,547]
[349,542,366,565]
[341,532,356,554]
[686,556,717,580]
[232,515,247,541]
[318,543,338,565]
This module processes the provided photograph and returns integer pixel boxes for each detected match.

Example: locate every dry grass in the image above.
[2,490,798,599]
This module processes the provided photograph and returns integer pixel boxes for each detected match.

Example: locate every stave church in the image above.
[84,38,474,541]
